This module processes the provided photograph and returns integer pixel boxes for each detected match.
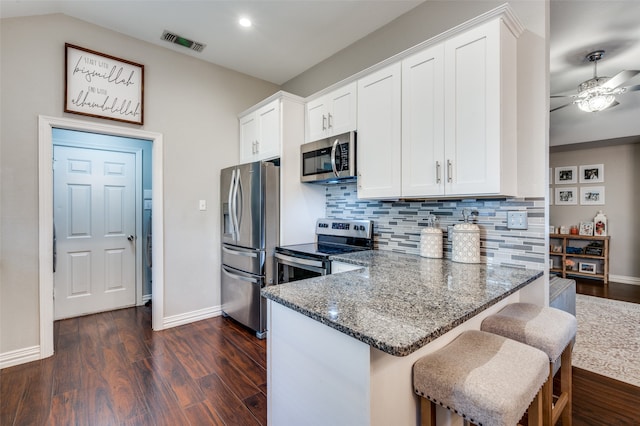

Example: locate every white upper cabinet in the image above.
[442,18,517,197]
[239,98,281,163]
[356,62,402,199]
[305,82,357,142]
[401,44,445,197]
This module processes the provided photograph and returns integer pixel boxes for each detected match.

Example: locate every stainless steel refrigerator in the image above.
[220,160,279,338]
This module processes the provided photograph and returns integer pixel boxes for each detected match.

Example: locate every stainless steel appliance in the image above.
[221,160,279,338]
[300,131,356,184]
[275,218,373,284]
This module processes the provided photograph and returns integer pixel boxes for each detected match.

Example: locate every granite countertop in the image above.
[261,250,543,357]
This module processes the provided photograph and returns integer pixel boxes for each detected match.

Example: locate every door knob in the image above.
[127,235,135,241]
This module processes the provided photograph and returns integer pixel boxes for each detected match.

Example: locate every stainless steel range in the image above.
[275,219,373,284]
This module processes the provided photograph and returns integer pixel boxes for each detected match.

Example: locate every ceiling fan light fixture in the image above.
[577,93,616,112]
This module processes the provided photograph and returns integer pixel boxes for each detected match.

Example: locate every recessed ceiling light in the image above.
[239,17,252,28]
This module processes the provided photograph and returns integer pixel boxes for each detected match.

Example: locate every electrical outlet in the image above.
[507,211,528,230]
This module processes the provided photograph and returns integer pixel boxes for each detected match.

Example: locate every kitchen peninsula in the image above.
[262,251,544,426]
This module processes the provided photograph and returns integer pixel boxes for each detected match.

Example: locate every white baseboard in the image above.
[610,274,640,286]
[162,305,222,329]
[0,345,41,370]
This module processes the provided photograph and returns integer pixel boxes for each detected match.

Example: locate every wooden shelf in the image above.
[549,233,610,284]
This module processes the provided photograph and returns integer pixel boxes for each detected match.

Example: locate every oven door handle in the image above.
[275,253,326,271]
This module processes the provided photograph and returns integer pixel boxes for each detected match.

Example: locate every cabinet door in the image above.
[356,62,402,199]
[327,82,357,137]
[401,44,445,197]
[306,96,327,142]
[256,99,281,160]
[239,113,258,164]
[444,21,501,195]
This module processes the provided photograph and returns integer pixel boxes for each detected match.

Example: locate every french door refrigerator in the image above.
[220,160,279,338]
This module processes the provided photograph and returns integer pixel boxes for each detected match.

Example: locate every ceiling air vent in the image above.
[161,30,206,53]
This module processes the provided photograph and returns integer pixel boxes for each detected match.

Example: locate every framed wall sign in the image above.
[65,43,144,125]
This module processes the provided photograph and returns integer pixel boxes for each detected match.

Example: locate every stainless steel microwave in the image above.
[300,131,356,184]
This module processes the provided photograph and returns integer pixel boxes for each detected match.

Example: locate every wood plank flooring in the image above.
[1,306,266,426]
[2,277,639,425]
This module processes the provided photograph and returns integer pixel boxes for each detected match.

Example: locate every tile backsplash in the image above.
[325,183,545,270]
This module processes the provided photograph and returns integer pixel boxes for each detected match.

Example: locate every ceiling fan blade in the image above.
[550,94,573,99]
[601,70,640,90]
[550,102,572,112]
[625,84,640,92]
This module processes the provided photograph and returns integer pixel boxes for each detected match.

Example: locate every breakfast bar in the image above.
[262,250,544,426]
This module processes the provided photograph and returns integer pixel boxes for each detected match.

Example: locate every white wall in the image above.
[550,143,640,281]
[0,13,278,356]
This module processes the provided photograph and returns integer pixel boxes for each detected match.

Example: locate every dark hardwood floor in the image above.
[1,306,266,426]
[1,277,638,425]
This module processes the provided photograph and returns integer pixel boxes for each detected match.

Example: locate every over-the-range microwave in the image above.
[300,131,356,184]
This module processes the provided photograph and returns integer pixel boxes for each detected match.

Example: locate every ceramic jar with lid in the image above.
[420,214,443,258]
[451,209,481,264]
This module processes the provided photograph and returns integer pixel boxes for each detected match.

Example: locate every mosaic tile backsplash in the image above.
[325,183,546,270]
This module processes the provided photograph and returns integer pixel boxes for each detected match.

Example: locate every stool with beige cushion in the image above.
[413,330,549,426]
[481,303,577,426]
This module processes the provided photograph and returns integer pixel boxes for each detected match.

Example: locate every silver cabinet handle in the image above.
[436,161,441,183]
[447,160,453,183]
[322,114,327,131]
[327,112,333,129]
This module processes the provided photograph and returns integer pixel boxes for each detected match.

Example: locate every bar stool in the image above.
[481,303,577,426]
[413,330,548,426]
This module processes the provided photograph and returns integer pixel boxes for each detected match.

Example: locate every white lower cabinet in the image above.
[356,62,402,199]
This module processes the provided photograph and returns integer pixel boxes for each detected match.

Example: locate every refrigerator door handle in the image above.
[230,168,239,240]
[235,169,243,231]
[222,266,260,284]
[222,245,258,258]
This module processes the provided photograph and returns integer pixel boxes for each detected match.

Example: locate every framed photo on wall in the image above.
[555,187,577,205]
[65,43,144,125]
[580,186,605,205]
[579,164,604,183]
[555,166,577,184]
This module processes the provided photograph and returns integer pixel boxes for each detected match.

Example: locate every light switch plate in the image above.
[199,199,207,211]
[507,211,528,230]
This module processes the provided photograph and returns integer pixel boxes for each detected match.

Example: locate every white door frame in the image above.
[38,115,165,359]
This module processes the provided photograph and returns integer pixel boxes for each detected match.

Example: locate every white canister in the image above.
[451,222,481,264]
[420,227,443,258]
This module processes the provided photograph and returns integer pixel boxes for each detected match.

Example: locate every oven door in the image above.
[275,252,329,284]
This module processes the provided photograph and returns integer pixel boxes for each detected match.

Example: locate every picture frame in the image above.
[579,164,604,183]
[555,187,577,205]
[65,43,144,125]
[555,166,577,184]
[579,221,594,236]
[578,262,597,274]
[580,186,605,205]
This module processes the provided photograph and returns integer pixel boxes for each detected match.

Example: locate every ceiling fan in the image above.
[551,50,640,113]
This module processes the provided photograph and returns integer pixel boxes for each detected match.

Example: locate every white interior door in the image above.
[53,145,136,319]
